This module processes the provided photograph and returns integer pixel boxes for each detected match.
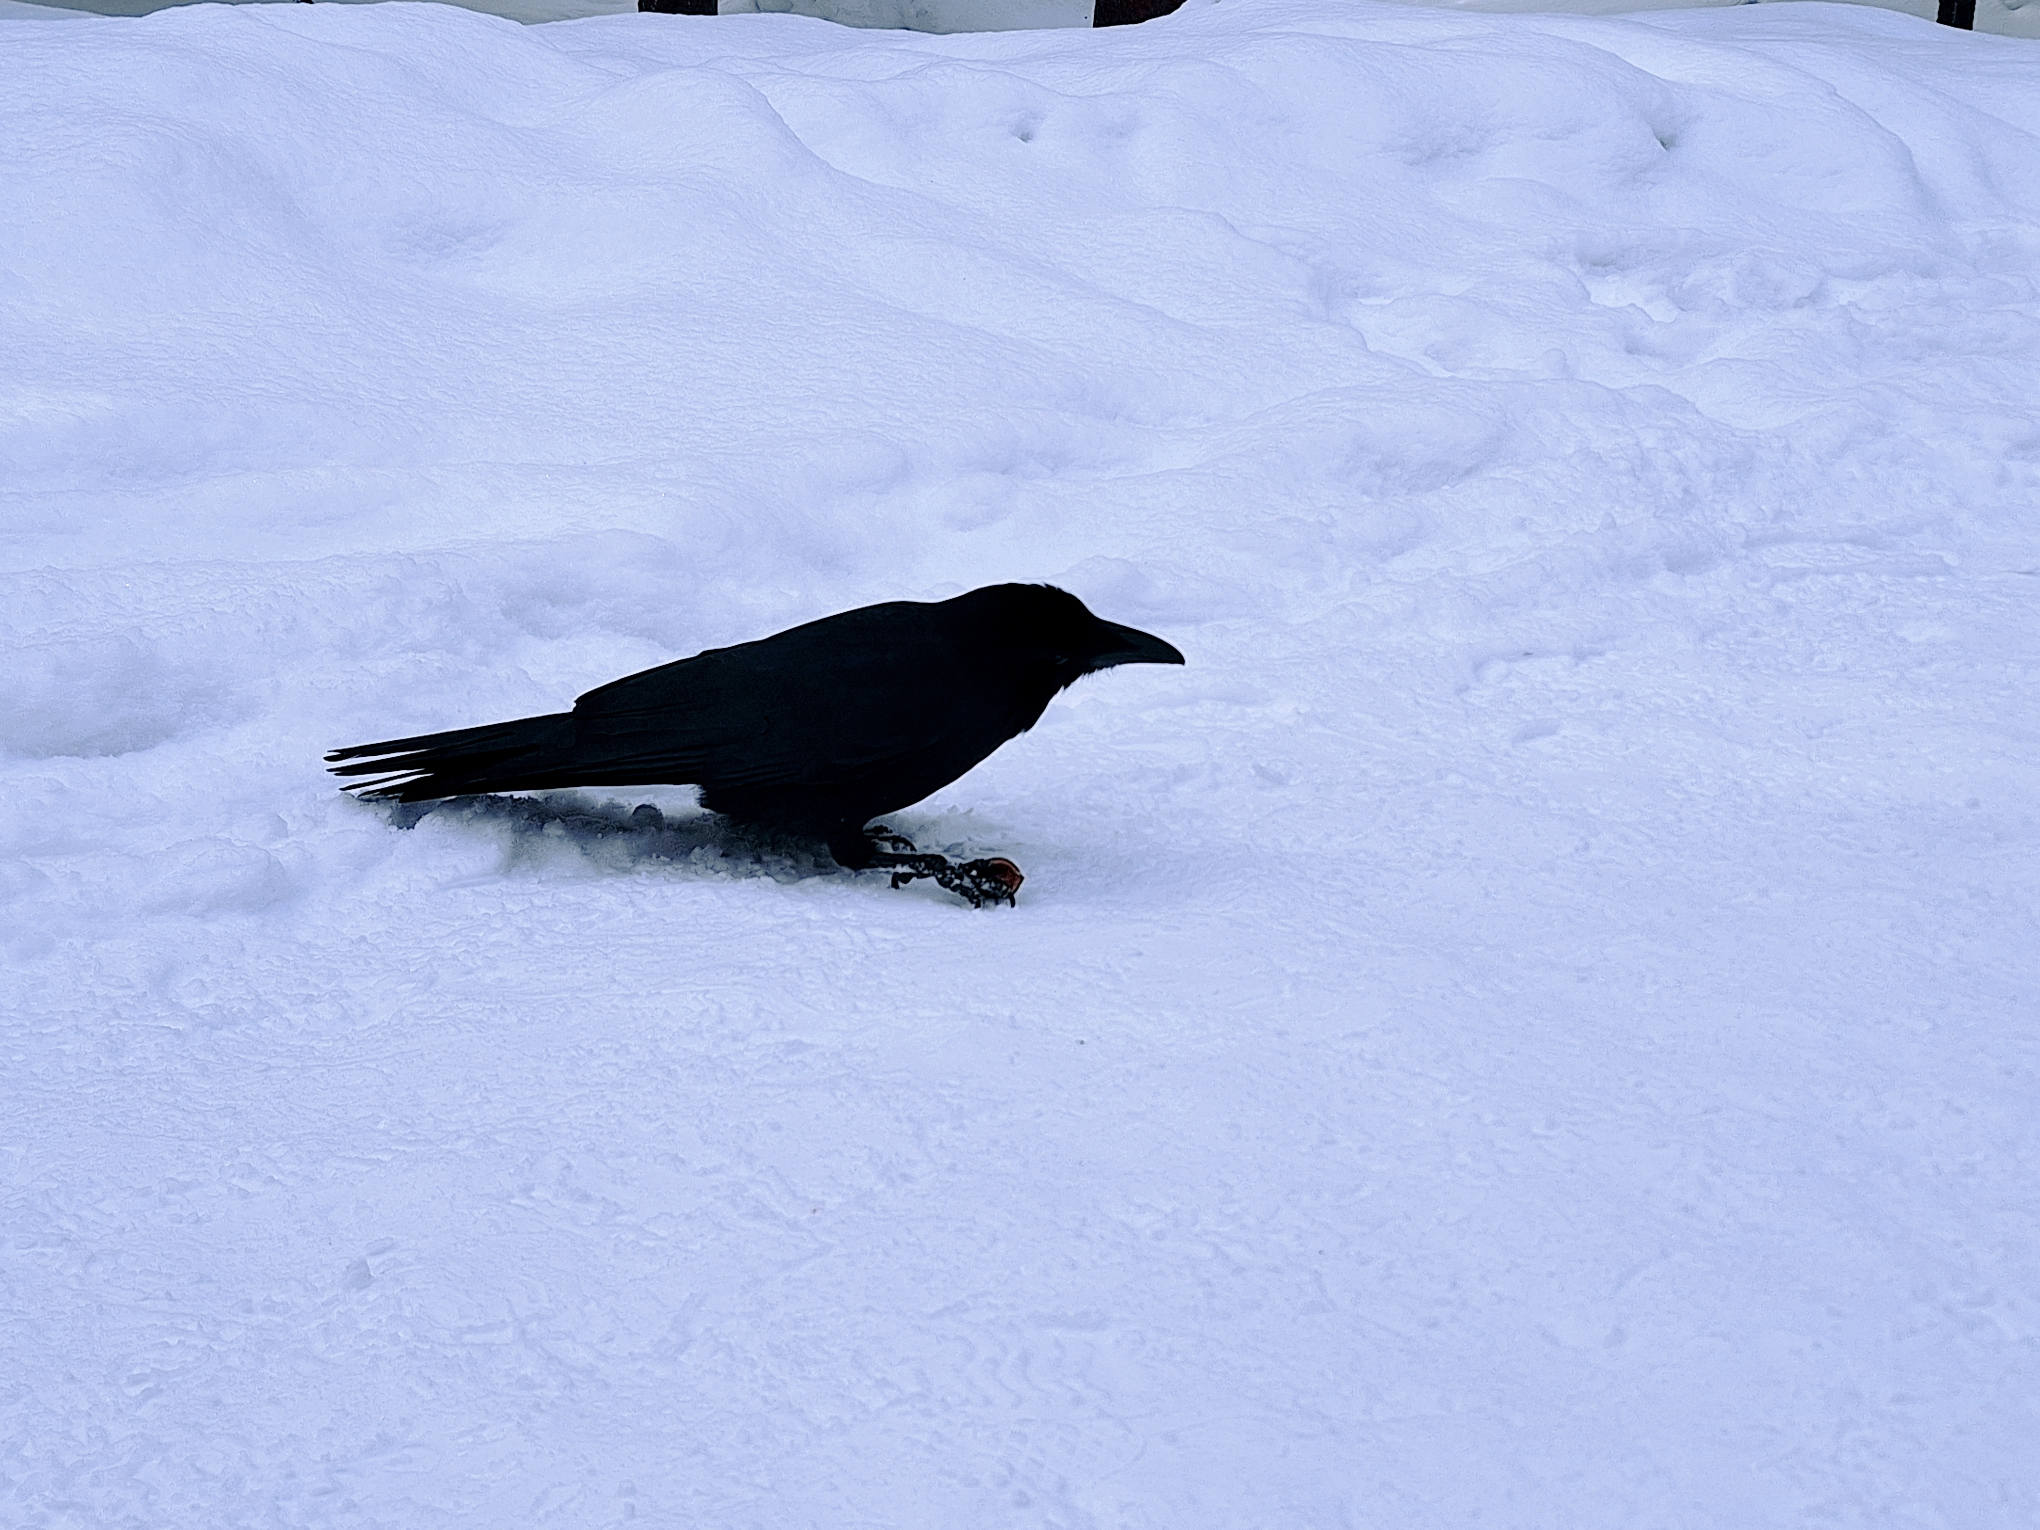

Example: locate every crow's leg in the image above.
[857,826,1024,909]
[868,826,920,856]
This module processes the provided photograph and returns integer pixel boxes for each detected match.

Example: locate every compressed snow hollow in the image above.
[3,1,2038,1524]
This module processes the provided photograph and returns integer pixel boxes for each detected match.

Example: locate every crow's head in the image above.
[950,583,1185,691]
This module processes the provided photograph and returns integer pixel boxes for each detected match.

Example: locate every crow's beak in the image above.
[1084,620,1186,673]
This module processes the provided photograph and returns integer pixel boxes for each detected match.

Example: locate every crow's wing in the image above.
[570,603,1002,789]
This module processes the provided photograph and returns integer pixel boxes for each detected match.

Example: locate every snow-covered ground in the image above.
[11,0,2040,44]
[4,1,2038,1524]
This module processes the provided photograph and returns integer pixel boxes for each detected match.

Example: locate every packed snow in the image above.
[4,0,2039,1524]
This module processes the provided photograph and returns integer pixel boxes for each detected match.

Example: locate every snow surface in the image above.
[4,0,2039,1524]
[20,0,2040,43]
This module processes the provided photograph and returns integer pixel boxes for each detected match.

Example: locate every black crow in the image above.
[326,583,1184,905]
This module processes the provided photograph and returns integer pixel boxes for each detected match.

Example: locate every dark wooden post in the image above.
[1094,0,1186,23]
[1935,0,1975,27]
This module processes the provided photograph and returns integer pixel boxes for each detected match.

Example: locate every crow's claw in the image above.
[865,834,1023,908]
[941,856,1024,909]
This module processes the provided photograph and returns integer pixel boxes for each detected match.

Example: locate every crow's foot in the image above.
[925,856,1024,909]
[866,827,1023,909]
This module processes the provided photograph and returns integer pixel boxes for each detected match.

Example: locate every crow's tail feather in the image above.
[325,712,577,802]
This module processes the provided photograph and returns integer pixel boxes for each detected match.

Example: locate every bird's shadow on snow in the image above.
[376,792,843,885]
